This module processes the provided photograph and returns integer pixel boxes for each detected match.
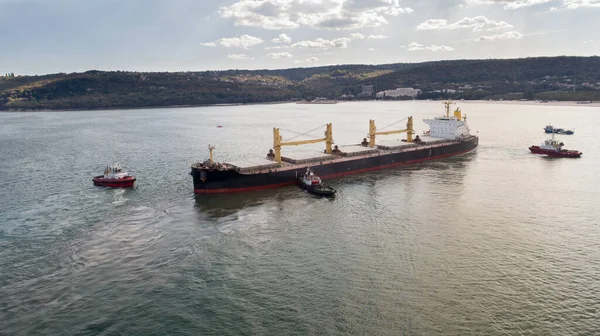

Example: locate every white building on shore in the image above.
[376,87,421,98]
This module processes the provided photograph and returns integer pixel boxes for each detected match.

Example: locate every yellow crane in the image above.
[368,117,413,147]
[272,123,333,163]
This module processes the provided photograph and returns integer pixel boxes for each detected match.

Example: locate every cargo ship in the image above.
[191,101,478,194]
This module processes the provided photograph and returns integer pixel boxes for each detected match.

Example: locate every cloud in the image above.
[265,45,291,50]
[271,33,292,43]
[350,33,366,39]
[294,57,319,64]
[406,42,454,51]
[291,37,351,49]
[201,35,264,49]
[465,0,552,9]
[417,16,513,32]
[217,35,264,49]
[227,54,252,60]
[562,0,600,8]
[368,34,388,39]
[219,0,413,30]
[582,39,596,44]
[267,52,293,59]
[467,0,600,9]
[476,30,524,41]
[368,48,376,51]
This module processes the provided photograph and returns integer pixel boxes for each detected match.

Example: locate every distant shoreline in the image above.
[1,100,290,112]
[2,99,599,112]
[462,100,600,108]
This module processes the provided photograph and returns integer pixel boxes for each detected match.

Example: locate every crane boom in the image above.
[369,117,413,147]
[273,123,333,163]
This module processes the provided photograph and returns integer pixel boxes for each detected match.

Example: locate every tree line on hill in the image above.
[2,56,600,111]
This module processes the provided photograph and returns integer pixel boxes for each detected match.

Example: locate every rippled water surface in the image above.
[1,101,600,335]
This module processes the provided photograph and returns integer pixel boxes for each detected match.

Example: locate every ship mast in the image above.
[208,144,216,165]
[444,101,454,118]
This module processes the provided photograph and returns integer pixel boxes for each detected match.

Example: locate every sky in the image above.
[1,0,599,75]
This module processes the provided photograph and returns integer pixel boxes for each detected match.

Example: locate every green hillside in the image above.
[2,56,599,111]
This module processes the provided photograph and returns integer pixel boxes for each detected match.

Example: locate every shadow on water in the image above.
[193,186,300,219]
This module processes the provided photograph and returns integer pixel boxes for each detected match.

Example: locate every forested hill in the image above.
[2,56,600,111]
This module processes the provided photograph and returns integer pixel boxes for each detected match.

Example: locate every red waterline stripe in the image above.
[194,147,476,194]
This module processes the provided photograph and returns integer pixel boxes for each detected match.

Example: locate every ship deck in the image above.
[220,136,474,175]
[226,158,279,172]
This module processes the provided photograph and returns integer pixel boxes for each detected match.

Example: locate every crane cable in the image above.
[280,123,328,142]
[377,117,408,132]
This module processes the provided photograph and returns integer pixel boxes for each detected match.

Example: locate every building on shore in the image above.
[375,88,421,99]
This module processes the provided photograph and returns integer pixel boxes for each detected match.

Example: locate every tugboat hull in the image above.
[298,180,336,197]
[92,176,136,188]
[529,146,582,158]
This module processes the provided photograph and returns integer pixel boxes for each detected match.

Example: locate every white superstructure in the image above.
[103,164,130,179]
[423,102,471,139]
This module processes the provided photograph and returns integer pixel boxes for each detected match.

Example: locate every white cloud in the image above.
[476,30,524,41]
[227,54,252,60]
[200,42,216,47]
[294,57,319,64]
[562,0,600,8]
[219,0,413,30]
[291,37,351,49]
[582,39,596,44]
[265,45,291,50]
[272,33,292,43]
[368,48,376,51]
[417,16,513,32]
[217,35,264,49]
[350,33,366,39]
[465,0,552,9]
[406,42,454,51]
[465,0,600,9]
[367,34,388,39]
[267,52,293,59]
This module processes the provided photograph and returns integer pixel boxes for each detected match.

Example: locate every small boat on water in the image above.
[529,135,582,158]
[93,164,136,188]
[298,168,336,197]
[544,125,574,135]
[557,128,574,135]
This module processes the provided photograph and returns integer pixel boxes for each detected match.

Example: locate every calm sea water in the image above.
[1,101,599,335]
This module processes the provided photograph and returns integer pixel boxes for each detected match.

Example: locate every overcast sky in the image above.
[1,0,599,75]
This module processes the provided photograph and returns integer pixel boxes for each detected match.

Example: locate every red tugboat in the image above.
[529,135,582,158]
[92,164,137,188]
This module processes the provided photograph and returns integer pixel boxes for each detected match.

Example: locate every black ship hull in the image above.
[192,136,478,194]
